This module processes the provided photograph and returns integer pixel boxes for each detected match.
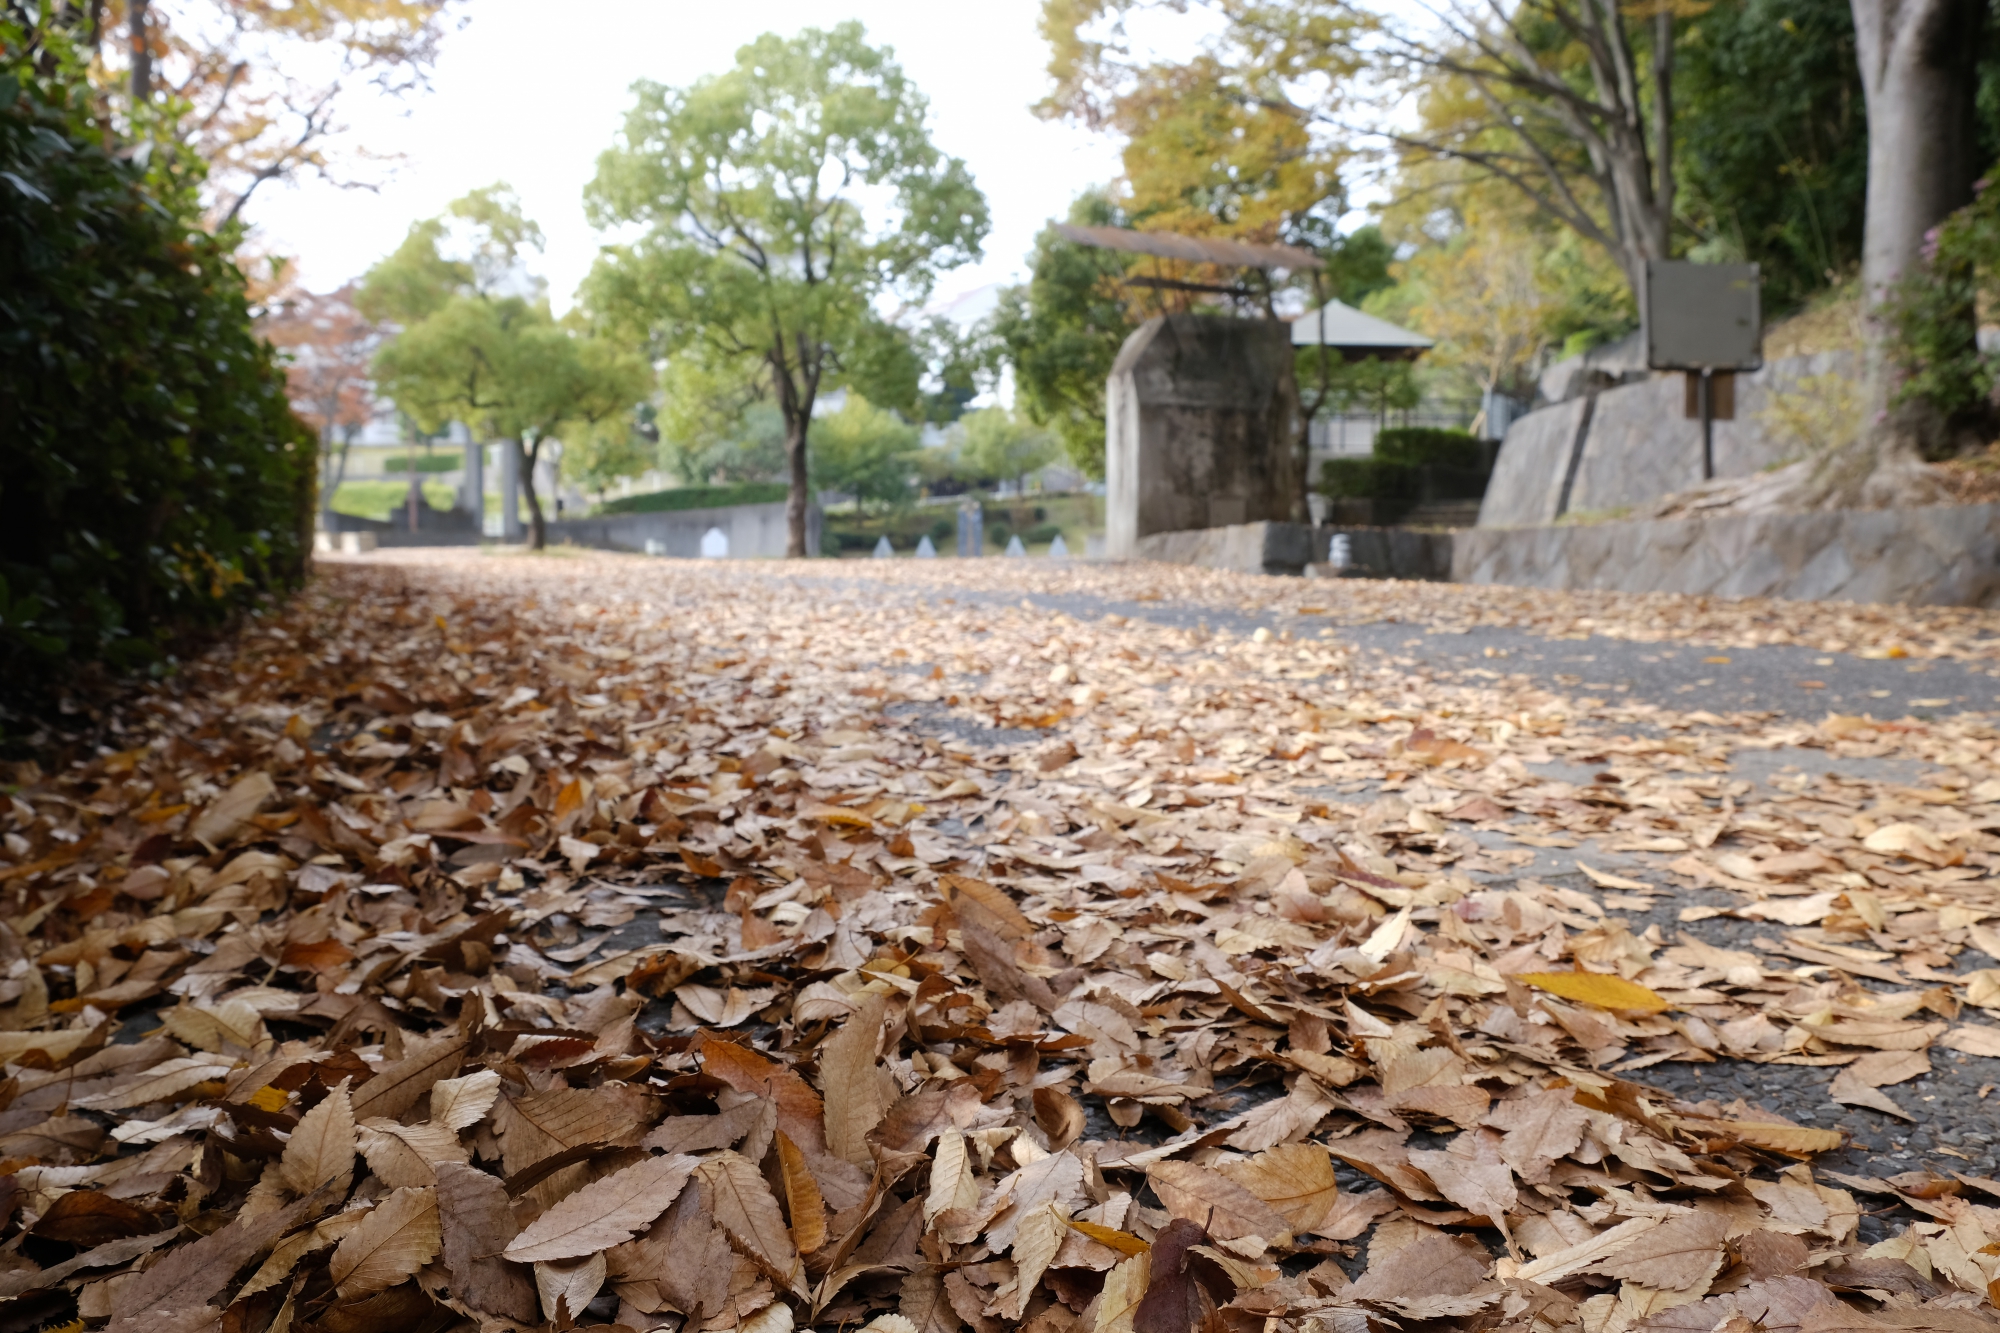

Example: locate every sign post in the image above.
[1642,261,1762,481]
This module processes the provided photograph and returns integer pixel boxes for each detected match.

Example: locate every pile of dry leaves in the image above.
[1,551,1998,1333]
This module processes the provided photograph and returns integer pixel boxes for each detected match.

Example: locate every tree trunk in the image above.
[127,0,150,104]
[520,438,547,551]
[1655,0,1984,518]
[784,410,810,558]
[772,338,819,560]
[1852,0,1984,434]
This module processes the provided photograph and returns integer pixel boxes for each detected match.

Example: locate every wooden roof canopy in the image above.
[1054,224,1322,272]
[1056,223,1432,359]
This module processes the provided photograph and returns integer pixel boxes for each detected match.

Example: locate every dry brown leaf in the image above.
[1632,1275,1836,1333]
[1939,1024,2000,1058]
[900,1267,964,1333]
[1001,1200,1068,1320]
[355,1117,466,1189]
[1484,1085,1591,1184]
[534,1251,607,1324]
[190,771,275,847]
[821,992,899,1167]
[698,1148,804,1294]
[280,1078,355,1198]
[1592,1207,1731,1291]
[642,1176,740,1321]
[1409,1129,1517,1232]
[1093,1250,1151,1333]
[1146,1160,1294,1247]
[776,1130,829,1255]
[1219,1143,1341,1235]
[434,1160,539,1322]
[428,1068,502,1130]
[349,1031,466,1122]
[328,1185,440,1299]
[925,1129,978,1223]
[504,1150,696,1263]
[1346,1231,1492,1302]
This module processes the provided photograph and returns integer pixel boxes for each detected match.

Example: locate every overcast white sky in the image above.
[247,0,1132,314]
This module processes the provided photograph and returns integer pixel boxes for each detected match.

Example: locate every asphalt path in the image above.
[851,575,2000,1192]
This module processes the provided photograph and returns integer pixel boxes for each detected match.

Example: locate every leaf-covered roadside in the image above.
[2,552,2000,1333]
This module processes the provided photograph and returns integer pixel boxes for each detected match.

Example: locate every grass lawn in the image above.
[331,480,459,522]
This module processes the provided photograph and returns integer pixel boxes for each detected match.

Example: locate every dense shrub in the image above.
[1320,434,1492,526]
[1881,175,1996,450]
[379,454,464,474]
[1374,427,1487,471]
[0,38,315,691]
[596,482,788,515]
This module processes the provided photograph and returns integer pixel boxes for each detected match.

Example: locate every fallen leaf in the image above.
[504,1151,696,1263]
[1147,1160,1293,1247]
[1517,970,1669,1014]
[329,1186,441,1299]
[698,1149,803,1293]
[1220,1143,1340,1235]
[280,1078,355,1198]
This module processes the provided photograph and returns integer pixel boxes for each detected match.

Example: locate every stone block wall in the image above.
[1453,503,2000,606]
[1481,351,1857,527]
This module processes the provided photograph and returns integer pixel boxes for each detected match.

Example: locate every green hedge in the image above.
[597,482,788,515]
[0,39,314,691]
[1374,427,1487,470]
[379,454,464,474]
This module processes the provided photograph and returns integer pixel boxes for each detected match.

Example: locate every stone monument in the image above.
[1104,314,1301,558]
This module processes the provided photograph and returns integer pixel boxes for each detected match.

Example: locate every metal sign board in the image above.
[1643,261,1762,371]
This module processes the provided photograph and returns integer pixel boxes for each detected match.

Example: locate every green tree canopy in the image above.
[988,192,1137,479]
[361,185,649,548]
[953,407,1059,493]
[582,21,989,556]
[811,394,920,513]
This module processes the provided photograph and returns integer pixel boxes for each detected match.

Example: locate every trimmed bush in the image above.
[596,482,788,515]
[0,39,315,691]
[1374,427,1487,471]
[379,454,464,474]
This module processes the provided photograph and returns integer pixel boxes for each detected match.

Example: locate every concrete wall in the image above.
[1135,522,1322,575]
[549,500,813,559]
[320,500,815,558]
[1132,522,1454,580]
[1481,351,1857,527]
[1106,315,1301,557]
[1453,503,2000,606]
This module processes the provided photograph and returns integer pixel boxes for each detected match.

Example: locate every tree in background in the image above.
[988,193,1138,479]
[954,407,1059,495]
[1673,0,1868,312]
[361,186,648,549]
[654,356,792,486]
[10,1,462,230]
[584,23,989,557]
[811,394,920,514]
[261,282,381,514]
[1,24,314,693]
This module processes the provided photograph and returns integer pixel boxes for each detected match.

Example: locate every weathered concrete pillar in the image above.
[498,439,523,543]
[456,423,483,523]
[1104,315,1301,559]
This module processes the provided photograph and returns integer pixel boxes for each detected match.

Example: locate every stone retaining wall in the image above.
[1480,351,1856,527]
[1453,504,2000,606]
